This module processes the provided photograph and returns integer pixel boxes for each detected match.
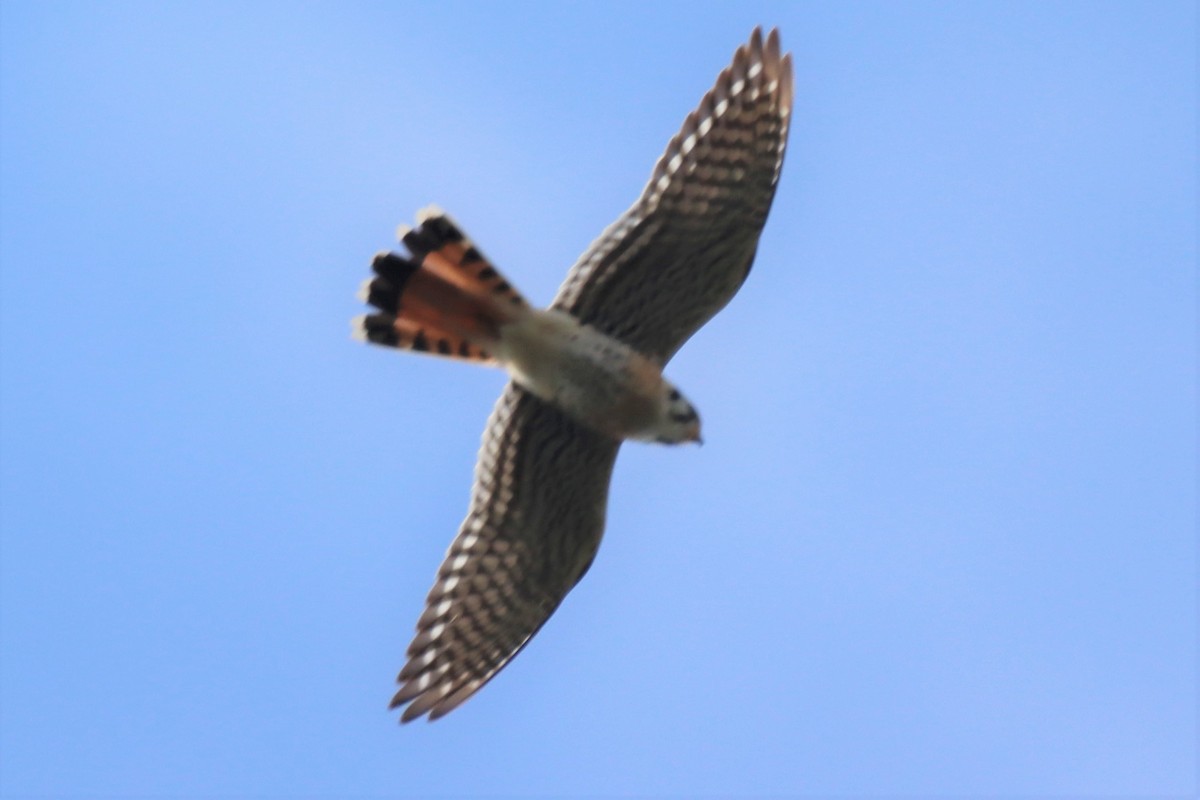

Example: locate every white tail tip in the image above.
[349,315,369,342]
[356,277,373,304]
[416,203,445,223]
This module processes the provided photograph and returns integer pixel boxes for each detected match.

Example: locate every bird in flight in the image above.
[353,27,793,722]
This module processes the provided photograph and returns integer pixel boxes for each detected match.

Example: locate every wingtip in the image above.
[765,27,781,66]
[779,52,795,114]
[731,35,749,83]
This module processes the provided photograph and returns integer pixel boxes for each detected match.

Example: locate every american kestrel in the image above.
[354,27,792,722]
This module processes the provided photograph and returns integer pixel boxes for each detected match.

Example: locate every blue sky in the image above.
[0,2,1194,796]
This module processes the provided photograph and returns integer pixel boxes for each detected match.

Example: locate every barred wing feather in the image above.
[553,27,793,363]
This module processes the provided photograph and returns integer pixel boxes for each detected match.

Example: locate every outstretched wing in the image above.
[391,382,620,722]
[552,27,794,364]
[389,28,793,722]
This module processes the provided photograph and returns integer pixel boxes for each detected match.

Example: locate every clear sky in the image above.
[1,2,1194,797]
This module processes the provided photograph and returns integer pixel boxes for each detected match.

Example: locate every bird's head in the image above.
[651,383,703,445]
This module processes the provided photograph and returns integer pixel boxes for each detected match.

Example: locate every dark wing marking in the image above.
[391,382,621,722]
[552,27,793,364]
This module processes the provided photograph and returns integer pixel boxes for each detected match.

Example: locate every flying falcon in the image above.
[353,27,793,722]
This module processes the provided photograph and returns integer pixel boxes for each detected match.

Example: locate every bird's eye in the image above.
[668,388,681,401]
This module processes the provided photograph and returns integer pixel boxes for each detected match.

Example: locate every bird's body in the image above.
[496,307,693,443]
[357,210,701,443]
[353,27,793,721]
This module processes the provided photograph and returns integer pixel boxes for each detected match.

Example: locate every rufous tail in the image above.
[353,206,529,363]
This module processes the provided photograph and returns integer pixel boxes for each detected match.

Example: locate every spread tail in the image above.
[352,206,529,363]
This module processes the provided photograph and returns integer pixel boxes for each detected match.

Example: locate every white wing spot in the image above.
[668,153,683,174]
